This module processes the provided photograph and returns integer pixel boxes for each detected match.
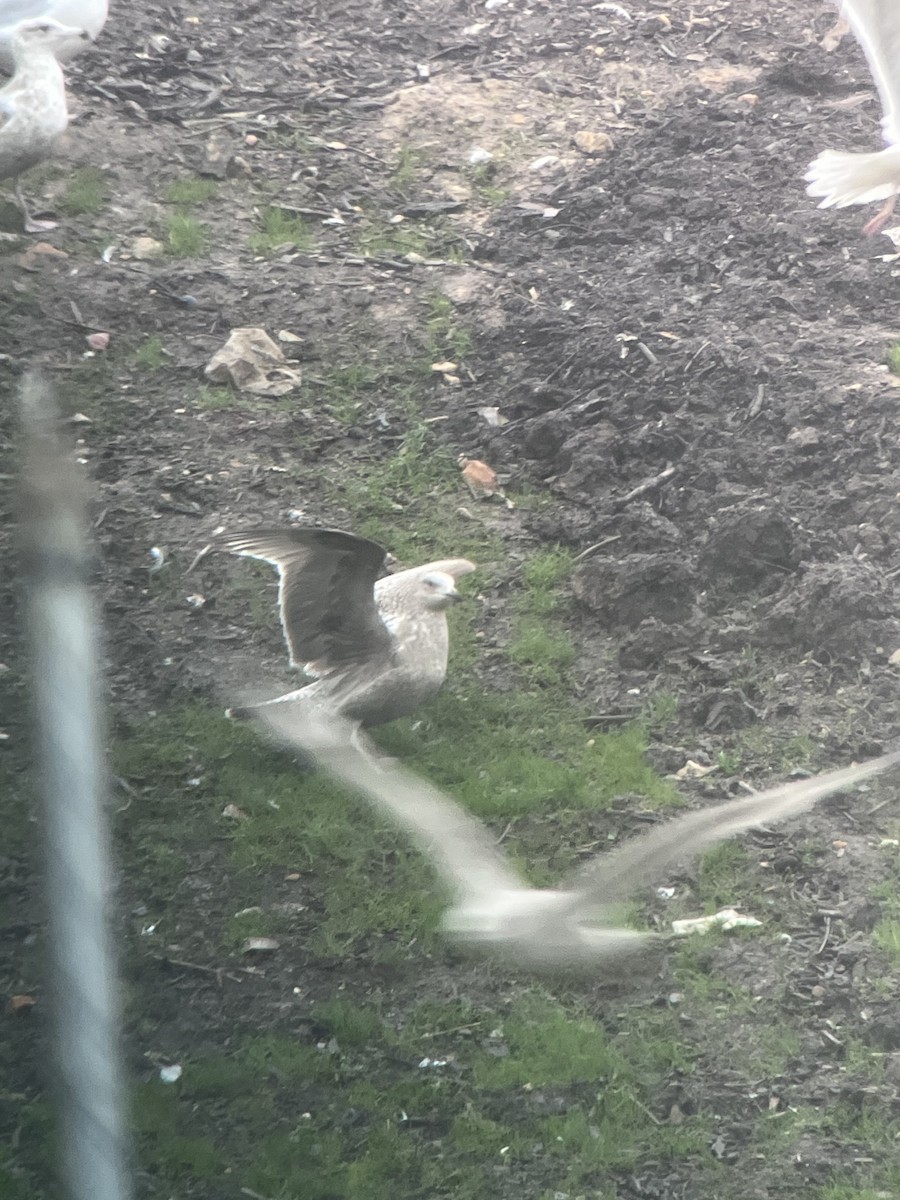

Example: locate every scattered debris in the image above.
[671,908,764,937]
[7,994,37,1016]
[787,426,821,450]
[572,130,614,157]
[159,1064,182,1084]
[671,760,717,780]
[86,332,110,352]
[205,328,302,396]
[241,937,280,955]
[222,803,249,821]
[477,406,508,427]
[17,241,68,271]
[127,236,164,261]
[458,455,513,507]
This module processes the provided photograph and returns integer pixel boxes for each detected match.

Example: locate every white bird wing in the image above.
[256,704,900,959]
[0,0,54,27]
[257,706,525,900]
[565,750,900,911]
[842,0,900,142]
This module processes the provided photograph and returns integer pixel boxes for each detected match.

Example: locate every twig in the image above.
[612,463,676,510]
[573,535,622,563]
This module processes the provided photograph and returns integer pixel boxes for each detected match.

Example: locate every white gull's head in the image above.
[414,570,464,611]
[9,16,91,60]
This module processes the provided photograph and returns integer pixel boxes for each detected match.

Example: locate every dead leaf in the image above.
[17,241,68,270]
[459,456,498,498]
[222,803,249,820]
[573,130,614,156]
[431,360,458,373]
[7,994,36,1016]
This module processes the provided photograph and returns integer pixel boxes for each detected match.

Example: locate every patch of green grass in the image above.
[425,294,472,362]
[356,218,433,259]
[508,617,576,684]
[132,335,166,370]
[507,547,577,686]
[330,421,459,519]
[315,998,384,1048]
[694,840,753,909]
[60,166,108,215]
[821,1185,900,1200]
[391,145,428,188]
[316,361,385,423]
[467,163,509,207]
[195,384,236,410]
[165,212,206,257]
[887,343,900,376]
[872,906,900,965]
[165,176,218,206]
[125,990,708,1200]
[250,206,314,255]
[644,691,679,727]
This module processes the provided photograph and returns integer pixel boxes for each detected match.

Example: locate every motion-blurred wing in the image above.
[257,706,525,901]
[567,751,900,910]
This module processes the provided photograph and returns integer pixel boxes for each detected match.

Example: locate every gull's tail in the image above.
[805,147,900,209]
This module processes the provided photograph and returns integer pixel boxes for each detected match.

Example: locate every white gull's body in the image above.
[806,0,900,234]
[0,19,90,185]
[213,526,475,731]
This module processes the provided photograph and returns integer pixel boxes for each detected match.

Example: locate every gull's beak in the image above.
[448,588,464,604]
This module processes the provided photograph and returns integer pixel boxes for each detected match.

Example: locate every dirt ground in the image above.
[3,0,900,1196]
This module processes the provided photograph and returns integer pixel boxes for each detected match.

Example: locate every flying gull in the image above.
[805,0,900,235]
[0,18,91,231]
[0,0,106,72]
[212,526,476,736]
[258,706,900,969]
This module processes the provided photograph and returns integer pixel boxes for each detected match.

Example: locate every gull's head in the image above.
[416,570,464,611]
[11,18,92,61]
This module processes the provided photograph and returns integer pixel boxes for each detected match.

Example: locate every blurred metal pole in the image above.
[19,373,132,1200]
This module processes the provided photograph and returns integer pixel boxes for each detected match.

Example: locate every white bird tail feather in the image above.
[806,148,900,208]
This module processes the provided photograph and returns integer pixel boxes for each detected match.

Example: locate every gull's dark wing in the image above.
[213,527,391,669]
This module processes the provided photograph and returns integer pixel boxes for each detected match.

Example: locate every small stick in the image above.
[612,463,676,510]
